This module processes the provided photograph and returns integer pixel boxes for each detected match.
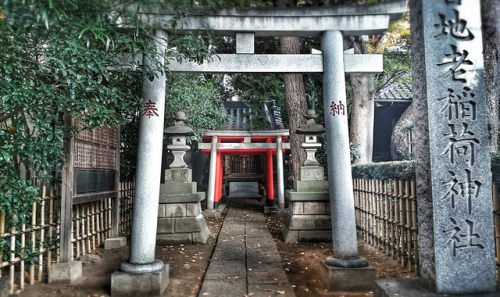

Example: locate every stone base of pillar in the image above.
[157,168,210,244]
[375,279,499,297]
[104,237,127,249]
[48,261,82,284]
[0,276,9,297]
[282,224,331,243]
[282,166,331,243]
[322,262,376,291]
[263,205,277,215]
[203,204,225,218]
[111,263,169,297]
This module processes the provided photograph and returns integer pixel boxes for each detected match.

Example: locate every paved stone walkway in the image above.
[199,199,296,297]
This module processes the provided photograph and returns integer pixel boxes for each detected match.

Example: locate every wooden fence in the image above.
[0,181,135,294]
[119,181,135,236]
[354,178,500,274]
[353,178,418,271]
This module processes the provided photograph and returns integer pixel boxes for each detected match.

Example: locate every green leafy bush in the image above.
[492,152,500,183]
[352,160,415,180]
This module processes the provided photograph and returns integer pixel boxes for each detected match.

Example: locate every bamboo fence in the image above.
[493,182,500,272]
[119,181,135,237]
[354,178,500,274]
[354,178,419,272]
[0,181,135,294]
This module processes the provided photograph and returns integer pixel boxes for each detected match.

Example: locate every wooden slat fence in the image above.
[0,181,135,294]
[0,186,59,293]
[354,178,500,274]
[493,182,500,272]
[119,181,135,237]
[354,178,419,272]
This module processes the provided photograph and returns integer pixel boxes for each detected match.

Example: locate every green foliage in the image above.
[231,74,286,129]
[165,74,227,139]
[120,118,140,182]
[0,0,222,259]
[492,152,500,183]
[350,142,361,163]
[119,73,227,179]
[351,160,415,180]
[375,50,412,88]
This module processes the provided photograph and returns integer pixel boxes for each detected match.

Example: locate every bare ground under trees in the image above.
[20,203,415,297]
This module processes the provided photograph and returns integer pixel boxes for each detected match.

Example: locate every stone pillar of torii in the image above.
[110,2,410,296]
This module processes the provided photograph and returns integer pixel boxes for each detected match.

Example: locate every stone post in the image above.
[206,136,218,210]
[376,2,497,296]
[321,30,375,291]
[111,30,169,297]
[419,0,494,294]
[276,136,285,209]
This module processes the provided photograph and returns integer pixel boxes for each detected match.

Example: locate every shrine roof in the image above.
[221,101,285,131]
[375,81,412,103]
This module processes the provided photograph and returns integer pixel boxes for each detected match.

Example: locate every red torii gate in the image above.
[199,132,290,209]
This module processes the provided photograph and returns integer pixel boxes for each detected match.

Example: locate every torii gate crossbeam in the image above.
[111,2,408,296]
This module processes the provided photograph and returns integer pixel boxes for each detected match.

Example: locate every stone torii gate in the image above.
[110,2,408,296]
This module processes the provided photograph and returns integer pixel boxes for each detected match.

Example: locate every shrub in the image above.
[352,160,415,180]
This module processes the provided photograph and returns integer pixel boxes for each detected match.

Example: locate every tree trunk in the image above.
[349,74,375,164]
[281,36,307,180]
[481,0,500,153]
[390,103,415,160]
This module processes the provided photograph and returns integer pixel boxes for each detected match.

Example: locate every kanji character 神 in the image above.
[441,169,481,214]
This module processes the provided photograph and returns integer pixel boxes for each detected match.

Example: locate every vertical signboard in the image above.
[422,0,496,293]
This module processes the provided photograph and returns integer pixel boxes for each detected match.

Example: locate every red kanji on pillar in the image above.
[329,100,345,117]
[142,100,159,118]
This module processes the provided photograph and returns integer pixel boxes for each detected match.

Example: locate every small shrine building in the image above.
[198,101,290,209]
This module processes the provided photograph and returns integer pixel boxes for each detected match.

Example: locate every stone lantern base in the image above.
[282,166,331,243]
[157,168,210,244]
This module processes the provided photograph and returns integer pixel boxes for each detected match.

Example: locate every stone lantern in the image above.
[282,109,331,243]
[157,111,210,244]
[165,111,193,168]
[297,109,325,167]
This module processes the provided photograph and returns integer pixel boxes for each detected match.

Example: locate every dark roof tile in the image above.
[375,82,412,102]
[221,101,285,131]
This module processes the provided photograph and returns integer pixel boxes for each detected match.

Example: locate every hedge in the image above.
[492,153,500,183]
[353,156,499,183]
[351,160,415,180]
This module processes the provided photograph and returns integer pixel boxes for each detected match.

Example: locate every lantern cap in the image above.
[165,111,194,136]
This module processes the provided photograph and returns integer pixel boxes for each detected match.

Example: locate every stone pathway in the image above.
[199,199,296,297]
